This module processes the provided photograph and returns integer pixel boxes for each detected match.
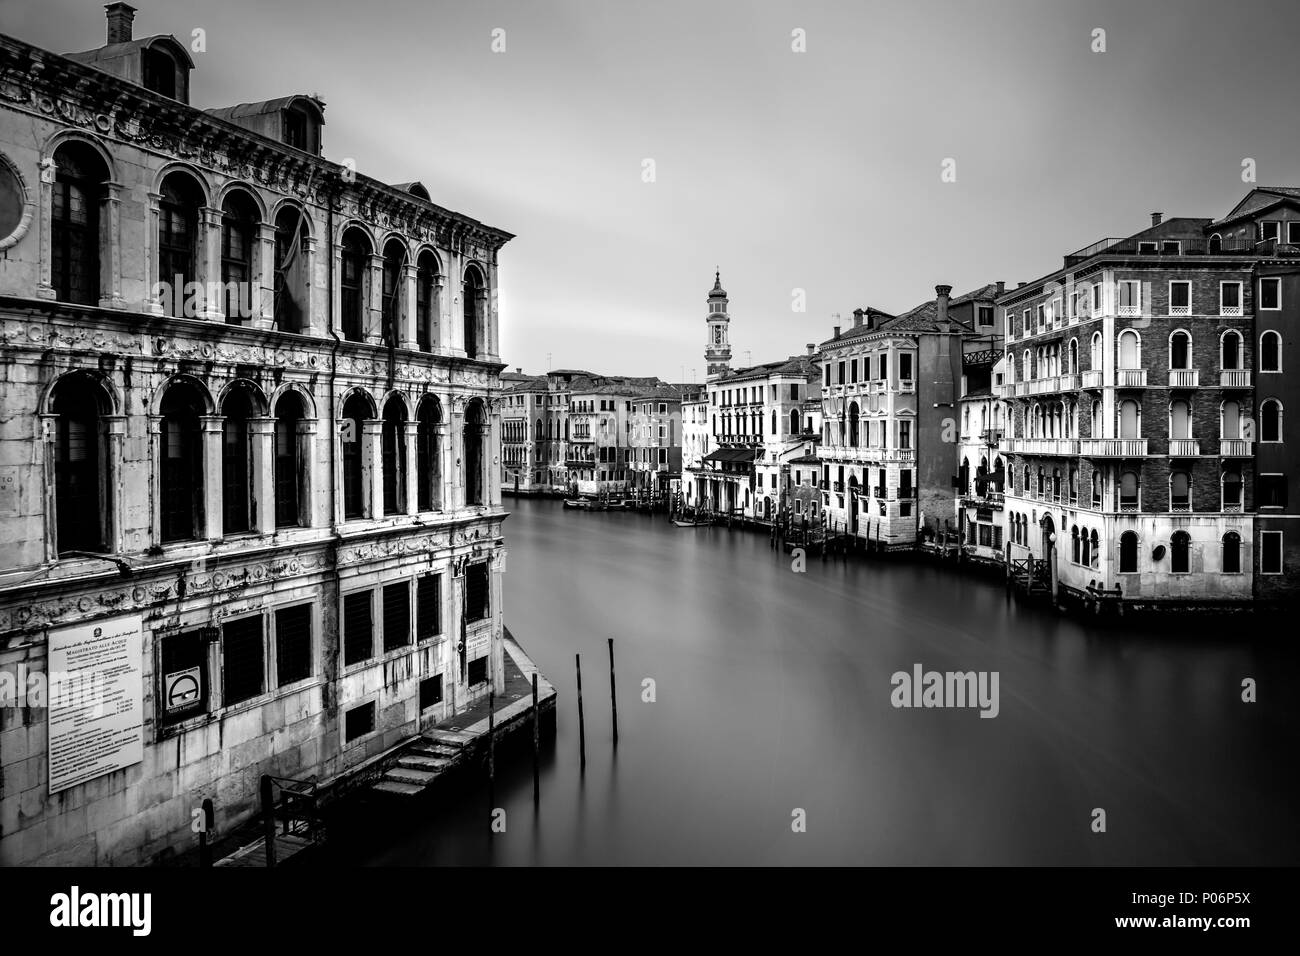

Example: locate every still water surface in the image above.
[340,497,1299,865]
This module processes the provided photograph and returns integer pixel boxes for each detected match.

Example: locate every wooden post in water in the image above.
[487,681,496,826]
[607,637,619,747]
[576,653,586,770]
[260,775,276,868]
[198,798,214,868]
[531,672,540,804]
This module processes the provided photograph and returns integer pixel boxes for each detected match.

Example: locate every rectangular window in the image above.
[1137,241,1158,254]
[221,615,264,707]
[1118,280,1141,315]
[344,701,375,742]
[900,501,912,517]
[1022,309,1030,335]
[417,573,441,640]
[420,674,444,710]
[159,629,209,726]
[468,656,489,686]
[898,421,912,449]
[1261,531,1284,574]
[1036,303,1045,329]
[838,361,845,385]
[899,353,914,382]
[1288,221,1300,245]
[878,354,888,380]
[899,469,913,497]
[851,359,859,383]
[978,305,993,327]
[1220,281,1242,316]
[1168,281,1191,315]
[823,364,830,386]
[343,590,373,666]
[1258,474,1288,508]
[1261,220,1281,242]
[382,581,411,652]
[275,603,312,686]
[1091,284,1103,316]
[1260,277,1281,310]
[466,562,490,622]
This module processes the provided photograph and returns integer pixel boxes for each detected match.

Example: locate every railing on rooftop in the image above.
[1063,236,1298,267]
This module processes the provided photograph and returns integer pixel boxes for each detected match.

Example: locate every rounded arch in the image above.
[215,377,269,416]
[153,162,212,207]
[416,393,444,424]
[151,373,215,416]
[0,150,34,251]
[338,385,378,420]
[1168,328,1192,368]
[465,396,487,424]
[378,232,413,261]
[41,128,120,183]
[1117,328,1141,367]
[268,381,318,419]
[462,260,488,287]
[1260,330,1282,371]
[40,367,121,416]
[1208,232,1223,253]
[379,388,413,418]
[1219,328,1243,369]
[413,244,443,274]
[1260,398,1283,442]
[214,180,269,222]
[269,198,315,238]
[336,218,375,250]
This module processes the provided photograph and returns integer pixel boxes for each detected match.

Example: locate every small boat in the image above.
[672,519,706,528]
[563,498,592,510]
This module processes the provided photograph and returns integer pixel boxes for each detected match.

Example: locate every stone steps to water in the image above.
[371,779,425,797]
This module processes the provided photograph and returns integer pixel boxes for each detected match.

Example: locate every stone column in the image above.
[38,413,58,562]
[146,192,164,315]
[148,415,163,547]
[254,221,276,329]
[250,417,276,534]
[298,418,319,527]
[433,422,447,511]
[200,415,225,540]
[450,407,465,510]
[301,235,319,336]
[401,262,419,350]
[36,158,56,300]
[363,418,383,519]
[365,253,385,346]
[330,239,343,338]
[104,414,127,553]
[403,418,419,515]
[198,206,223,321]
[101,182,126,310]
[430,276,445,352]
[488,403,502,506]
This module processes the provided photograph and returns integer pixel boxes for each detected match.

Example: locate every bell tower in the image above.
[705,270,732,381]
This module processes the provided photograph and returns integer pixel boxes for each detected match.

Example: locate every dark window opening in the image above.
[382,581,411,653]
[342,393,370,519]
[221,615,264,707]
[417,573,441,639]
[158,173,202,316]
[160,384,204,542]
[220,192,258,323]
[273,206,309,332]
[52,376,107,554]
[275,604,312,686]
[221,387,255,535]
[468,656,488,687]
[341,229,368,342]
[159,629,209,726]
[382,399,406,515]
[274,393,304,528]
[343,590,373,666]
[51,142,106,306]
[466,562,490,622]
[420,675,444,710]
[345,702,375,742]
[1170,531,1191,574]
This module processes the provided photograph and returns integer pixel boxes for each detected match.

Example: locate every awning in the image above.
[702,447,760,463]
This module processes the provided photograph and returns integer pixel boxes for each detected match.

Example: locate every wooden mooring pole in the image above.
[531,672,540,804]
[576,653,586,771]
[608,637,619,747]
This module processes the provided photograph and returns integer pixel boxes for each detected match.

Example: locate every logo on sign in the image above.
[164,667,202,714]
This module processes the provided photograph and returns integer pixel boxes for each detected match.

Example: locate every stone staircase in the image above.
[370,728,479,797]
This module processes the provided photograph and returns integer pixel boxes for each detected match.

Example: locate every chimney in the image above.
[852,308,864,329]
[806,342,814,357]
[832,324,841,338]
[996,280,1005,296]
[1017,281,1026,289]
[935,284,952,327]
[105,2,136,44]
[1151,211,1163,227]
[515,367,522,373]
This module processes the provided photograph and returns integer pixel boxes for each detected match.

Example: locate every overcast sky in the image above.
[8,0,1300,380]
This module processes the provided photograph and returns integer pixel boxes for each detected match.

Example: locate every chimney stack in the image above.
[106,2,136,44]
[852,308,864,329]
[996,280,1005,296]
[935,284,952,327]
[1151,211,1163,227]
[806,342,814,357]
[832,324,841,338]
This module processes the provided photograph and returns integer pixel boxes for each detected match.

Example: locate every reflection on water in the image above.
[334,498,1299,866]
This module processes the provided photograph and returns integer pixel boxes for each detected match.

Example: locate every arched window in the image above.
[1171,530,1191,573]
[463,265,485,360]
[1222,532,1241,573]
[274,391,307,528]
[1120,531,1138,572]
[1090,332,1102,370]
[342,393,371,519]
[534,417,542,441]
[142,46,178,99]
[382,396,408,515]
[340,227,370,342]
[1036,467,1044,498]
[415,251,438,351]
[1080,527,1091,567]
[51,375,109,554]
[465,399,486,505]
[1220,330,1242,371]
[848,402,860,446]
[51,142,108,306]
[1090,529,1100,569]
[159,382,205,542]
[1170,400,1191,439]
[1209,233,1222,254]
[1119,399,1140,439]
[1022,465,1030,496]
[1091,470,1102,507]
[1170,470,1190,511]
[1260,399,1282,442]
[1052,467,1061,500]
[1022,350,1031,380]
[1261,331,1281,372]
[220,191,258,323]
[1120,470,1139,510]
[1223,468,1242,510]
[1169,330,1191,369]
[1068,338,1078,374]
[158,172,204,316]
[221,385,257,535]
[1118,329,1140,368]
[417,397,443,511]
[273,206,309,333]
[381,238,406,347]
[1071,526,1080,564]
[1221,400,1240,439]
[771,408,777,436]
[790,408,800,436]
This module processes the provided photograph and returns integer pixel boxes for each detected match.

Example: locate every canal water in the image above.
[341,497,1299,866]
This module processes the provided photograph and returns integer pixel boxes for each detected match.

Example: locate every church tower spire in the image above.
[705,270,732,381]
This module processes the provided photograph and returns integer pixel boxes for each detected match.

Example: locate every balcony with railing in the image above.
[1082,370,1104,389]
[1080,438,1148,457]
[1219,369,1251,388]
[1001,437,1080,456]
[1057,372,1080,391]
[1168,369,1199,388]
[961,489,1005,511]
[1168,439,1200,457]
[1063,235,1280,267]
[1219,439,1253,457]
[1116,369,1147,388]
